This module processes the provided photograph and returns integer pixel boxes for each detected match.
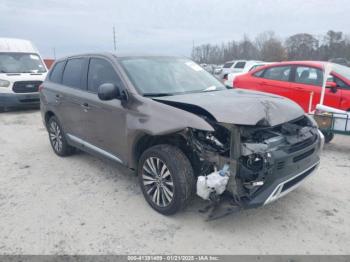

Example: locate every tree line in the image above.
[191,30,350,64]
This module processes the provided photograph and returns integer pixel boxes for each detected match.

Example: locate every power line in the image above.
[113,26,116,52]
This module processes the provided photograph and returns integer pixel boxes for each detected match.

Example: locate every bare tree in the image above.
[285,33,319,60]
[191,30,350,65]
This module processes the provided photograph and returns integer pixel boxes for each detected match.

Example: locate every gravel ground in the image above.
[0,110,349,255]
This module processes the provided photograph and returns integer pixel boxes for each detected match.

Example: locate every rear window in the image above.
[49,61,65,84]
[62,58,85,89]
[253,69,265,77]
[263,66,291,81]
[234,62,246,69]
[223,62,234,68]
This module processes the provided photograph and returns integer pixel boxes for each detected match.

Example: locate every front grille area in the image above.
[281,164,317,192]
[287,134,317,153]
[13,81,42,93]
[293,148,315,163]
[276,161,286,170]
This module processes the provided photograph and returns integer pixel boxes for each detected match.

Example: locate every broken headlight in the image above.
[305,114,318,128]
[190,128,230,154]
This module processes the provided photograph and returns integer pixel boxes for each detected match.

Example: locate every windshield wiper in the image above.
[143,93,174,97]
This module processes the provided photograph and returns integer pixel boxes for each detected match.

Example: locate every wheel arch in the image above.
[44,110,55,127]
[131,132,199,172]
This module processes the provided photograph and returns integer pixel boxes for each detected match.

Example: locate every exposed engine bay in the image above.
[183,115,320,220]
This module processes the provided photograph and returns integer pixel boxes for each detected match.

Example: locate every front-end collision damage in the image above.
[181,114,321,219]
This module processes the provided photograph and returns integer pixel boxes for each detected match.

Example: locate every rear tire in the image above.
[138,144,195,215]
[47,116,75,156]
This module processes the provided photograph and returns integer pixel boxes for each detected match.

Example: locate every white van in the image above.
[0,38,47,111]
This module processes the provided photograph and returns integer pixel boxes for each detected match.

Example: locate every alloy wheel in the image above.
[49,120,63,153]
[142,157,175,207]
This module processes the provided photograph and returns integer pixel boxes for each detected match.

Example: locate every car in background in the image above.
[224,61,271,87]
[213,64,223,75]
[233,61,350,112]
[0,38,47,111]
[329,58,350,67]
[216,60,263,81]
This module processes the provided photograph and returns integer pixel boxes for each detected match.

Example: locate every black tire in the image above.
[47,116,75,156]
[138,144,195,215]
[324,132,334,143]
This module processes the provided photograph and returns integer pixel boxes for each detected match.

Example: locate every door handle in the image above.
[81,102,90,112]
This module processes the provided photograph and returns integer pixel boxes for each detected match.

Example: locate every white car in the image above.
[217,60,263,80]
[224,61,272,87]
[0,38,47,111]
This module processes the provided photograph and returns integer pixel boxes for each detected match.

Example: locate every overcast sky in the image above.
[0,0,349,58]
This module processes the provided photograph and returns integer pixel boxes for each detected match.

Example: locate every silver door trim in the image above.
[67,134,123,164]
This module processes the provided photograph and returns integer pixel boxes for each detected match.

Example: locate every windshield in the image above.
[332,63,350,81]
[119,57,226,96]
[0,52,46,73]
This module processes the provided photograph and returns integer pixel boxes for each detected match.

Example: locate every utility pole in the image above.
[53,47,56,59]
[113,26,117,52]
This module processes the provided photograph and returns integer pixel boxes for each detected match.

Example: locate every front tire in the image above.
[138,144,195,215]
[323,132,334,143]
[47,116,75,156]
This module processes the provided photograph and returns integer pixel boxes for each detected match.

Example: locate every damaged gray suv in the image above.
[40,53,324,216]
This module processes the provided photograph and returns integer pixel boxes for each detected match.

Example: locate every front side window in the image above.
[62,58,85,89]
[263,66,291,81]
[328,75,350,89]
[87,58,122,93]
[49,61,65,84]
[119,57,225,96]
[0,52,46,73]
[295,66,323,86]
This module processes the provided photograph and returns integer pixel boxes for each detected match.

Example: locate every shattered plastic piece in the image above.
[196,165,230,200]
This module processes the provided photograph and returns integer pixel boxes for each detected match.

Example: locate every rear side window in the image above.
[49,61,65,84]
[253,69,265,77]
[249,64,264,72]
[87,58,122,93]
[234,62,246,69]
[62,58,85,89]
[295,66,323,86]
[263,66,291,81]
[223,62,234,68]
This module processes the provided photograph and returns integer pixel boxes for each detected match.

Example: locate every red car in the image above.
[233,61,350,112]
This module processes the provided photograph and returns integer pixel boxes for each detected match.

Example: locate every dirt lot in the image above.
[0,110,349,255]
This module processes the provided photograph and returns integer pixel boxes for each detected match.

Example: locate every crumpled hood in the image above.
[153,89,305,126]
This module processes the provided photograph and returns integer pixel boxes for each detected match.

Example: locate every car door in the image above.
[255,65,294,99]
[81,57,128,164]
[291,66,341,112]
[55,57,90,140]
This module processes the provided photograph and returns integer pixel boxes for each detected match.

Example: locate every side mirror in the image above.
[97,83,127,101]
[326,81,338,93]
